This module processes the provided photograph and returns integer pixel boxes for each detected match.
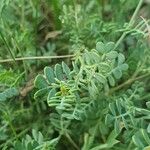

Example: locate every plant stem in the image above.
[114,0,143,49]
[129,0,143,26]
[0,31,16,63]
[0,55,75,63]
[141,93,150,100]
[109,72,150,94]
[0,127,30,149]
[65,133,80,150]
[4,111,18,140]
[127,140,133,150]
[13,37,28,78]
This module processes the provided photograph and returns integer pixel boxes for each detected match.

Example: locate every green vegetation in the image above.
[0,0,150,149]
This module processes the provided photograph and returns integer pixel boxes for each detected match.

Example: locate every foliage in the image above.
[0,0,150,150]
[13,129,59,150]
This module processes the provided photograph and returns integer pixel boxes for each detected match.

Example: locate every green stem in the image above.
[141,93,150,100]
[129,0,143,26]
[127,140,133,150]
[82,122,100,150]
[0,31,16,63]
[109,72,150,94]
[114,0,144,50]
[4,111,18,140]
[13,38,28,78]
[0,127,30,149]
[65,133,80,150]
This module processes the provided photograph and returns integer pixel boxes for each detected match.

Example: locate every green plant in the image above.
[33,39,150,149]
[13,129,59,150]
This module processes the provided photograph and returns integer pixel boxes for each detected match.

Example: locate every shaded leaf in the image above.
[44,67,55,83]
[34,74,48,89]
[96,42,105,53]
[54,64,64,80]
